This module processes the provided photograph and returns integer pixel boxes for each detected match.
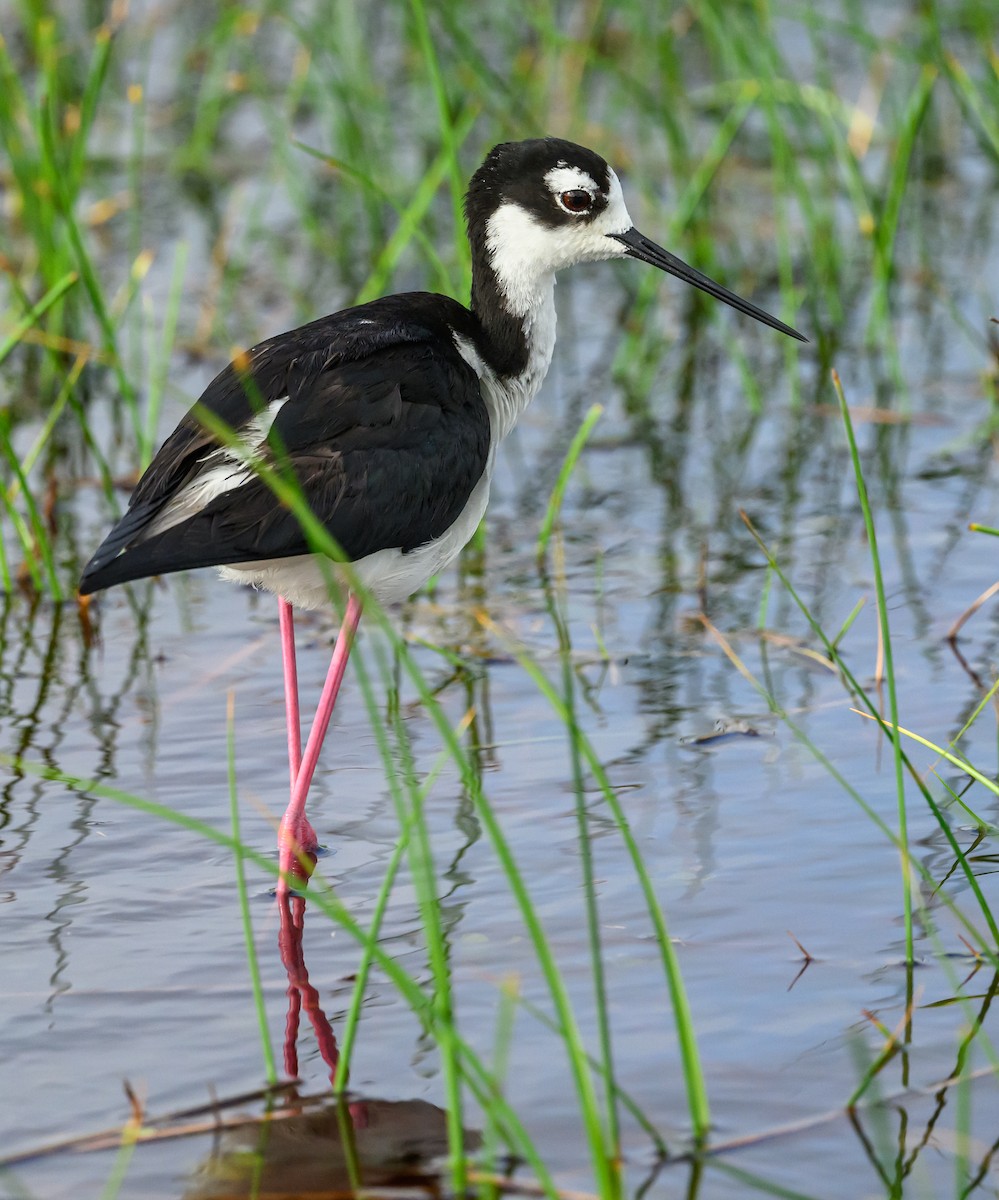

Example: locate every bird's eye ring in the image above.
[559,189,593,214]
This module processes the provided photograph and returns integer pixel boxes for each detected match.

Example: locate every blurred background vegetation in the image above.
[1,0,996,597]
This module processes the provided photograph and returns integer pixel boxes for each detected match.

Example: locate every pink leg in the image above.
[278,596,313,893]
[277,593,363,895]
[279,597,303,785]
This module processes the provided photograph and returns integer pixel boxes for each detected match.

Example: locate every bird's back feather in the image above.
[79,294,490,596]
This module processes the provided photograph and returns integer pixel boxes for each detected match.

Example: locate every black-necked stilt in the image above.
[79,137,804,893]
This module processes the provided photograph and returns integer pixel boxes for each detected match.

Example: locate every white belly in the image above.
[218,470,492,611]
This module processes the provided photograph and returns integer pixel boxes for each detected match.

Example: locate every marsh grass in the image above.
[737,511,999,958]
[719,371,999,1182]
[2,0,999,1196]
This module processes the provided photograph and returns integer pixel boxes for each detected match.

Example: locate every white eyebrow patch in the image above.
[544,165,601,198]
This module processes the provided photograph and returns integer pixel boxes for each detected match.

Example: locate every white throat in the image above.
[460,166,632,443]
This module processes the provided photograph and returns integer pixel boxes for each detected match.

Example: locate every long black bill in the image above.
[610,228,807,343]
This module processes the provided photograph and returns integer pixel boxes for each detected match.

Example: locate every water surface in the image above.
[3,7,999,1197]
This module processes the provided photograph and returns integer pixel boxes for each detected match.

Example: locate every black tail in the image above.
[79,502,160,595]
[78,506,234,594]
[78,502,300,595]
[78,535,180,594]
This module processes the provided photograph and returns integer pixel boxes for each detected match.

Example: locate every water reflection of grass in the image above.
[2,1,999,1197]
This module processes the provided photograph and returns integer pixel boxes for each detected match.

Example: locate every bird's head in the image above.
[465,136,805,341]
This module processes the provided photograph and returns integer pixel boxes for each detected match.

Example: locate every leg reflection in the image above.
[277,891,341,1085]
[277,888,369,1128]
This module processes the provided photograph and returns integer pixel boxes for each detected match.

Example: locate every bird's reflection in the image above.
[188,1094,458,1200]
[184,887,477,1199]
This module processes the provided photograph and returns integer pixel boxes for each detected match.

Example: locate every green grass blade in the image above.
[543,570,620,1151]
[141,242,189,468]
[866,67,937,343]
[536,403,603,561]
[226,692,278,1088]
[832,370,912,965]
[0,271,79,366]
[0,422,61,597]
[408,0,470,289]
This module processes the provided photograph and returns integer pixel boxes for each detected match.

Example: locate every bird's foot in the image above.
[277,816,319,898]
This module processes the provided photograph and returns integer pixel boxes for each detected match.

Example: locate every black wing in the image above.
[79,295,489,594]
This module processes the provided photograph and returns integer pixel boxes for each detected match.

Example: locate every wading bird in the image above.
[79,137,804,895]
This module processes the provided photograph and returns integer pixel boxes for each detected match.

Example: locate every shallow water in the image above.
[4,7,999,1196]
[5,243,999,1195]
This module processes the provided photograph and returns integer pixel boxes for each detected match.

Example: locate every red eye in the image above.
[559,189,593,214]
